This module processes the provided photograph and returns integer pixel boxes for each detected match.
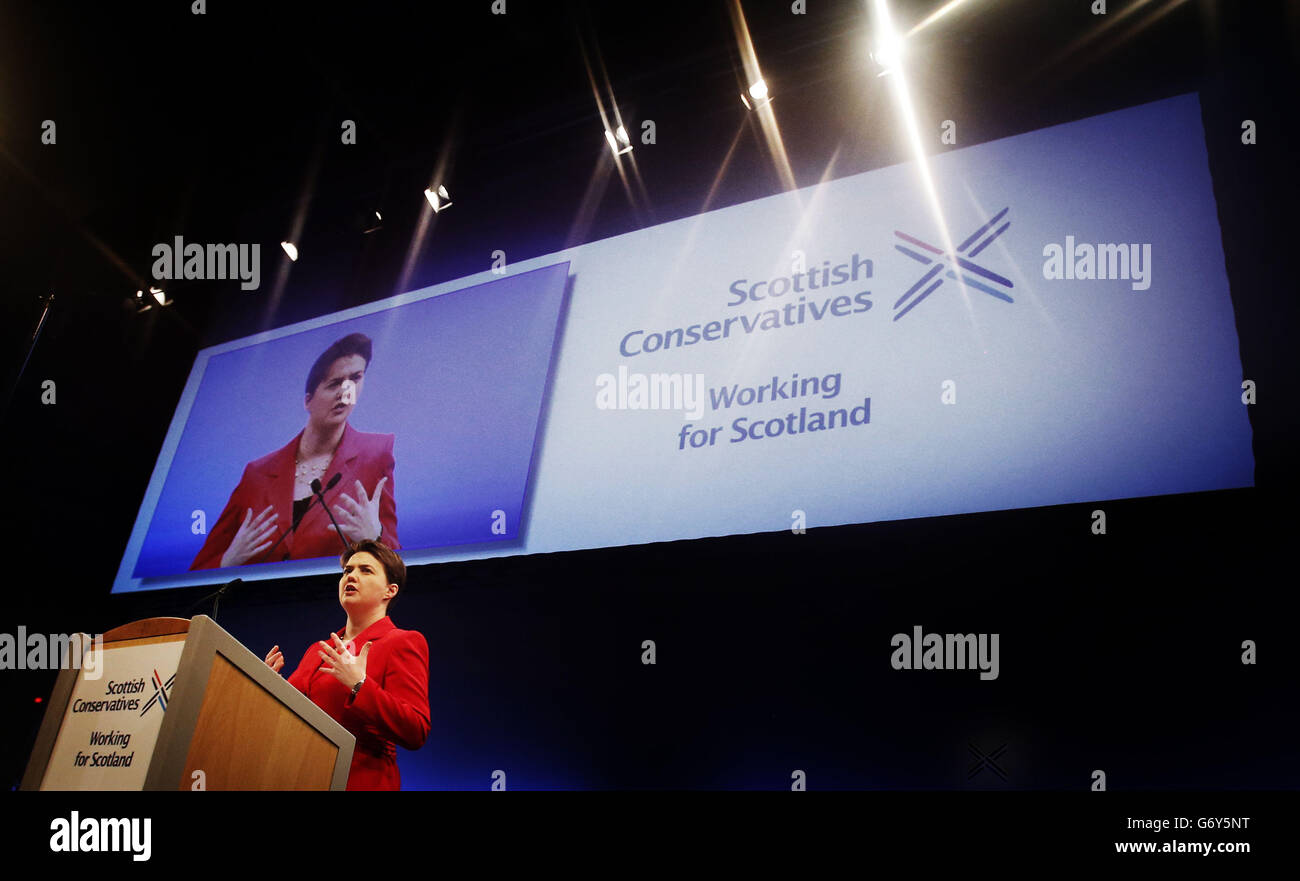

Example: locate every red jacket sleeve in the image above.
[378,436,399,549]
[347,630,429,750]
[190,464,256,570]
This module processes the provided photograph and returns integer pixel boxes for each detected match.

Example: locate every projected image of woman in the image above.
[190,332,399,569]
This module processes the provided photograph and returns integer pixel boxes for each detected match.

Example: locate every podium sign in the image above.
[23,617,353,790]
[40,634,185,789]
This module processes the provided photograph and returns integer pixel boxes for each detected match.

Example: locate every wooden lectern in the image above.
[21,616,354,790]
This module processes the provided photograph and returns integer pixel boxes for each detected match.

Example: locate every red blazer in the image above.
[286,616,431,791]
[191,424,399,569]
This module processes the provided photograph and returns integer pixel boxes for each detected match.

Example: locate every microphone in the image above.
[313,473,351,552]
[264,472,345,560]
[320,471,344,493]
[185,577,242,621]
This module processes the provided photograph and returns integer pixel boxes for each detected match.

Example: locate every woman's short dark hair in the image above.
[341,540,406,607]
[306,333,372,396]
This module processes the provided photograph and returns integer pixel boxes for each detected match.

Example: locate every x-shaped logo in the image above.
[967,741,1009,781]
[893,207,1014,321]
[140,668,175,716]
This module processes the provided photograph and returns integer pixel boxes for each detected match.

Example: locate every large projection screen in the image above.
[114,93,1252,593]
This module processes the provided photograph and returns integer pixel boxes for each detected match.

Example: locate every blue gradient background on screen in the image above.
[128,263,569,579]
[114,94,1252,592]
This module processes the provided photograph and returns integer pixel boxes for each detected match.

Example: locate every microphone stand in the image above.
[186,474,345,621]
[2,293,54,422]
[264,472,344,561]
[263,501,312,562]
[185,578,242,622]
[313,477,353,552]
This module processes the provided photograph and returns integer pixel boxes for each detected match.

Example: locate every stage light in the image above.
[149,286,171,306]
[363,211,383,234]
[740,78,770,109]
[871,29,906,75]
[131,289,153,313]
[424,185,453,212]
[280,241,299,261]
[604,125,633,156]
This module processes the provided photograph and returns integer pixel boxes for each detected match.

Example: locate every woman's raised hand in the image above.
[220,505,278,568]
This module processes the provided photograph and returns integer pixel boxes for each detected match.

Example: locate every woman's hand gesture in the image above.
[220,505,278,568]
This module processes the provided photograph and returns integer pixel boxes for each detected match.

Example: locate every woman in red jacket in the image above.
[190,332,399,570]
[265,540,430,790]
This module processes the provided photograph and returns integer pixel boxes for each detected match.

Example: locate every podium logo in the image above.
[140,669,175,717]
[50,812,151,862]
[891,208,1015,321]
[0,629,104,680]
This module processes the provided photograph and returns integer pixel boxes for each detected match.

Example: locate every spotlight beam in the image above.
[397,112,461,296]
[727,0,798,194]
[1026,0,1187,85]
[872,0,975,320]
[576,26,646,221]
[905,0,977,38]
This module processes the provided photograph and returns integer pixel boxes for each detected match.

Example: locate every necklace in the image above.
[294,458,330,481]
[296,435,341,483]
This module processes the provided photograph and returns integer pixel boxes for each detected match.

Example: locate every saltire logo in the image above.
[139,668,175,717]
[967,741,1009,781]
[892,208,1014,321]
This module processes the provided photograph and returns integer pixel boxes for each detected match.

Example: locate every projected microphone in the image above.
[313,473,351,552]
[264,472,344,561]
